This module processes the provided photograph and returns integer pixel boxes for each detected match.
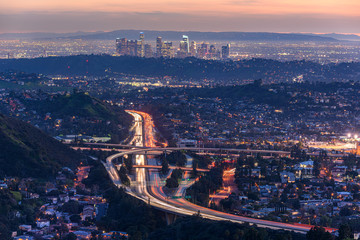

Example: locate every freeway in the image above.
[103,110,336,234]
[131,165,210,172]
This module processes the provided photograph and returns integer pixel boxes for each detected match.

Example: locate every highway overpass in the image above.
[102,110,335,234]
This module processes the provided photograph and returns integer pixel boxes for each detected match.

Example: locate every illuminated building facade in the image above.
[116,32,145,57]
[178,35,190,58]
[155,37,174,58]
[221,44,230,59]
[197,42,209,58]
[190,41,197,57]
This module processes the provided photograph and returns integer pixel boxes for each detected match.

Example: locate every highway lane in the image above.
[132,165,210,172]
[174,155,197,197]
[125,111,148,197]
[104,111,230,221]
[144,155,315,233]
[103,110,336,234]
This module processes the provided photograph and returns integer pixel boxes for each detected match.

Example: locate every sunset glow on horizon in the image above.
[1,0,359,33]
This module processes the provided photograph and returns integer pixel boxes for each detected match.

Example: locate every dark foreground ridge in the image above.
[0,114,80,178]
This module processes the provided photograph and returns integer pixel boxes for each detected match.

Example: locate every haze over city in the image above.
[1,0,359,33]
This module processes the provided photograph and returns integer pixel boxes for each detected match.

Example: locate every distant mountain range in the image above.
[0,31,104,40]
[306,33,360,41]
[2,30,359,42]
[65,30,340,42]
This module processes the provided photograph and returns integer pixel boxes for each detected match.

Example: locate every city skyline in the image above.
[0,0,359,34]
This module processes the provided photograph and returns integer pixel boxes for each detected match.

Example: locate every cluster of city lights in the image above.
[347,133,359,139]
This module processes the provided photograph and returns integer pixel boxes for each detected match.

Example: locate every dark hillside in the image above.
[1,55,359,82]
[0,114,80,178]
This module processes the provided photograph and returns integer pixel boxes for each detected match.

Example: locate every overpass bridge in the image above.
[80,142,291,156]
[101,110,335,234]
[129,165,210,172]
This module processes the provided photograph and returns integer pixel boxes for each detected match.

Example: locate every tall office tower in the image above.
[181,35,190,53]
[156,37,163,57]
[116,38,129,55]
[221,44,230,59]
[178,43,187,58]
[136,41,143,57]
[137,32,145,57]
[127,40,138,56]
[208,45,216,59]
[178,35,190,58]
[189,41,197,57]
[144,44,153,58]
[162,41,174,58]
[116,32,146,57]
[116,38,121,54]
[139,32,145,42]
[197,42,209,58]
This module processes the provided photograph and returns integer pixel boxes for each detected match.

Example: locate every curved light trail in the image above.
[103,110,336,234]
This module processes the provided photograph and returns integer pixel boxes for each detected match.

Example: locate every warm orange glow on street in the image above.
[129,110,168,148]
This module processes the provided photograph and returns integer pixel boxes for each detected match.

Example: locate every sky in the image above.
[0,0,359,34]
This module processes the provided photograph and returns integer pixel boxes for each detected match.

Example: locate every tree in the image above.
[118,166,130,186]
[171,168,183,180]
[64,232,77,240]
[313,159,321,177]
[124,155,133,172]
[346,170,358,180]
[338,224,353,240]
[344,154,357,169]
[61,200,82,214]
[161,159,169,175]
[191,163,198,178]
[292,199,301,210]
[131,231,142,240]
[165,177,179,188]
[319,215,332,227]
[340,207,352,217]
[260,165,267,177]
[161,151,187,167]
[0,222,11,240]
[247,192,259,201]
[110,134,120,144]
[244,227,260,240]
[220,197,236,211]
[70,214,81,223]
[54,223,69,238]
[253,79,262,87]
[119,166,127,175]
[306,226,333,240]
[192,159,198,178]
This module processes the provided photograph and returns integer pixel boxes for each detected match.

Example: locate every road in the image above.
[130,165,210,172]
[103,110,336,234]
[210,168,238,203]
